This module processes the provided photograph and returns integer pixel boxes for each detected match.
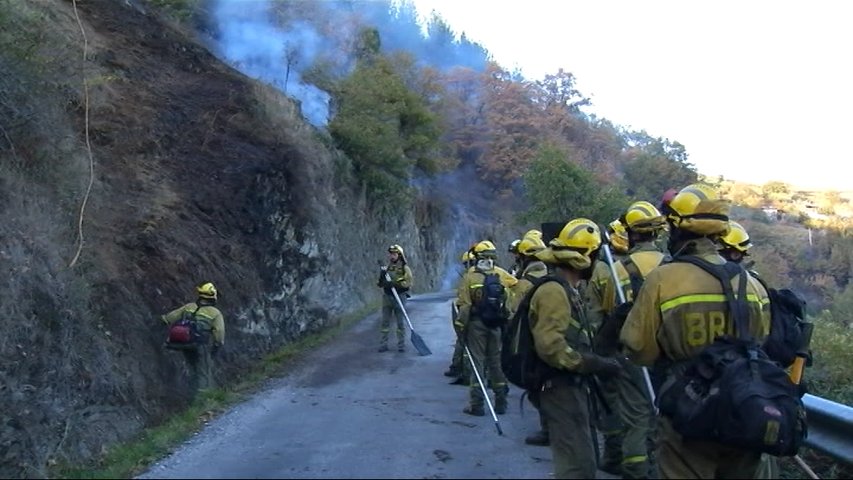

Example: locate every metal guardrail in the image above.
[803,393,853,464]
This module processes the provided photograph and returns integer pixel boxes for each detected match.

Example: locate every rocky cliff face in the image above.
[0,1,451,476]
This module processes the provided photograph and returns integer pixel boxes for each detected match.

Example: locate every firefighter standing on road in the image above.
[619,184,772,479]
[377,244,413,353]
[529,219,622,479]
[595,201,669,479]
[445,250,476,384]
[455,240,516,416]
[507,234,550,446]
[585,219,630,474]
[718,221,780,480]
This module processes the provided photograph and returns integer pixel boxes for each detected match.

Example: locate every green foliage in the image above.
[808,312,853,405]
[827,283,853,327]
[329,55,440,209]
[520,145,628,226]
[149,0,200,21]
[355,27,381,61]
[622,135,698,202]
[762,180,791,196]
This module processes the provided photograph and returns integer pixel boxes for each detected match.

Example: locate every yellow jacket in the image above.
[584,259,614,331]
[507,260,548,316]
[601,243,667,315]
[529,280,589,371]
[162,302,225,345]
[619,238,771,367]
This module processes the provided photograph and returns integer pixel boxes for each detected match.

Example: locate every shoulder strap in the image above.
[622,255,645,299]
[672,255,752,341]
[514,275,564,318]
[523,272,540,284]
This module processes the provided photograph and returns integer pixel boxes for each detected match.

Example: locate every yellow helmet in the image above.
[473,240,497,258]
[607,219,629,254]
[196,282,218,300]
[517,235,546,257]
[535,218,599,269]
[554,218,601,256]
[460,250,473,263]
[667,183,731,236]
[508,239,521,254]
[720,221,752,253]
[524,229,543,240]
[388,244,404,256]
[623,201,666,233]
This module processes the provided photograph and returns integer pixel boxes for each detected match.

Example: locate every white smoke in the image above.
[210,0,331,127]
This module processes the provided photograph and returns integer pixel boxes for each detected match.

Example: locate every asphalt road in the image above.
[139,291,613,479]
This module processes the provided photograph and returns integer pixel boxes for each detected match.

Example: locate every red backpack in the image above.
[165,305,206,350]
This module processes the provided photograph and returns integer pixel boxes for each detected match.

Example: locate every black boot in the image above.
[494,386,509,415]
[463,405,485,416]
[524,430,550,446]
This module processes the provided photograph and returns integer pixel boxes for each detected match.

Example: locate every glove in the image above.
[613,301,634,321]
[592,324,619,355]
[577,352,621,378]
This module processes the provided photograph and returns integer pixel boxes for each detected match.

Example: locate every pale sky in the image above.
[409,0,853,191]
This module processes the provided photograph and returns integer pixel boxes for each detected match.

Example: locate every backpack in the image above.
[471,271,509,329]
[751,274,810,368]
[165,305,209,350]
[501,276,566,391]
[657,256,807,456]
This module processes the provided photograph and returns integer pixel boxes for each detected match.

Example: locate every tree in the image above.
[478,63,544,193]
[762,181,790,196]
[520,145,627,226]
[329,54,440,207]
[621,134,697,202]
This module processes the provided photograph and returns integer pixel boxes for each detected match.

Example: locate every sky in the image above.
[409,0,852,191]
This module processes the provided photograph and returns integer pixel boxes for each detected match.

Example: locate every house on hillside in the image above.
[761,206,782,221]
[802,203,829,220]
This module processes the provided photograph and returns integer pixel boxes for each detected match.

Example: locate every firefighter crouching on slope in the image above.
[718,221,780,480]
[595,201,669,479]
[585,219,629,472]
[455,240,517,416]
[619,184,772,479]
[529,219,622,479]
[506,234,550,447]
[377,244,413,353]
[161,281,225,396]
[445,250,476,385]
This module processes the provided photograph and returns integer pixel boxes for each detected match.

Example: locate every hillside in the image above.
[0,1,457,476]
[2,0,851,477]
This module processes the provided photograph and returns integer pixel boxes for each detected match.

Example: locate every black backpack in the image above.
[751,274,810,368]
[657,256,807,456]
[501,276,566,391]
[471,271,509,329]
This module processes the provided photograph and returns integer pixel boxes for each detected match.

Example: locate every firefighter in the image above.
[620,184,772,479]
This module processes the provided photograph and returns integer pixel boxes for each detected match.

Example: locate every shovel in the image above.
[384,271,432,356]
[454,303,503,436]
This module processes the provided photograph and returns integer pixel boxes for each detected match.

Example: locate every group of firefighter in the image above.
[379,182,789,479]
